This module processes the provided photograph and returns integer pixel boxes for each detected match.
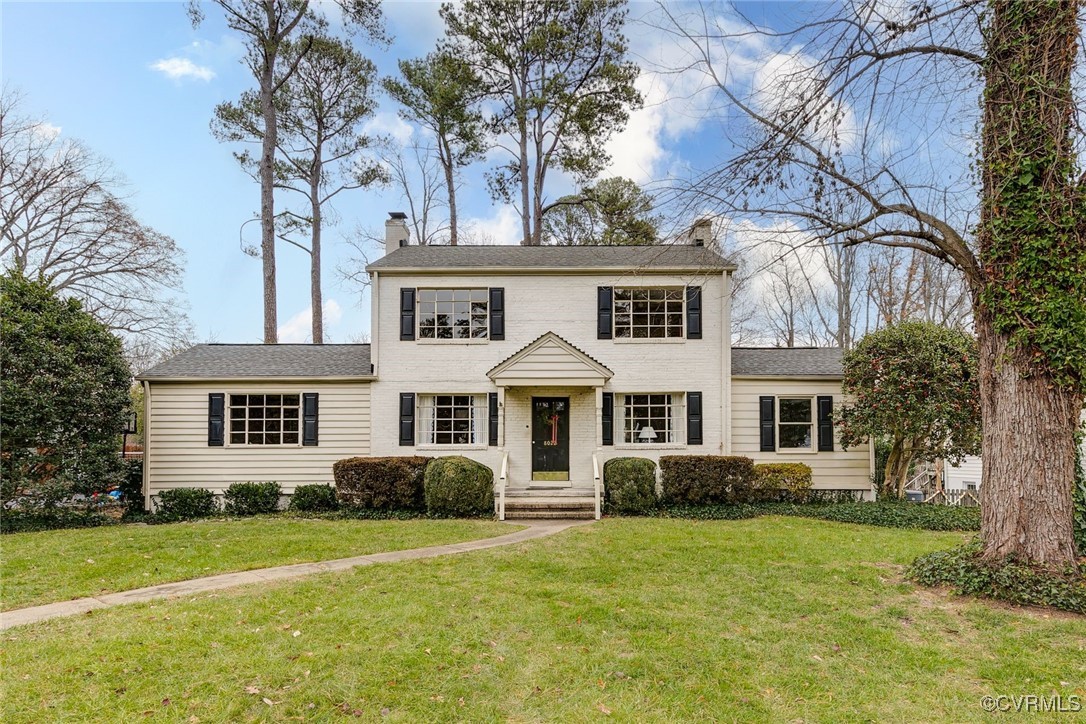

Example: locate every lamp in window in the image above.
[638,426,658,443]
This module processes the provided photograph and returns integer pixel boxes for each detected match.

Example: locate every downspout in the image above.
[142,380,152,512]
[722,270,733,454]
[370,271,379,378]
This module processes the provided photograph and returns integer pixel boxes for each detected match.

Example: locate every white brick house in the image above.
[138,215,873,516]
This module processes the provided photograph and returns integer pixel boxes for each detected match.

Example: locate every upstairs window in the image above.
[418,289,488,340]
[778,397,813,449]
[614,288,684,339]
[229,394,300,445]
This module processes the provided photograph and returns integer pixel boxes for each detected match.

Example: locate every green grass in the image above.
[3,517,1084,722]
[0,517,516,610]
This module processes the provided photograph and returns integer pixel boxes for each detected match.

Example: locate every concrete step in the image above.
[504,509,597,520]
[505,488,595,498]
[504,497,595,509]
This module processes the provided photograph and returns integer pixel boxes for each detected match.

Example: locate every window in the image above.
[417,289,488,340]
[622,394,678,444]
[229,394,300,445]
[418,394,486,445]
[614,288,684,339]
[778,397,813,449]
[966,483,978,491]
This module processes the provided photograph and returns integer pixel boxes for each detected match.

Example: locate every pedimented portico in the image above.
[486,332,613,388]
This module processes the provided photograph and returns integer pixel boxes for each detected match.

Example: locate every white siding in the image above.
[145,381,370,502]
[731,378,872,492]
[945,456,983,490]
[372,270,730,487]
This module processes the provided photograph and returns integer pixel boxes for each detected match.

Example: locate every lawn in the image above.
[0,517,516,610]
[2,517,1084,722]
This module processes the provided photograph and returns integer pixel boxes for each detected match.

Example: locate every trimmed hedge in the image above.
[909,542,1086,614]
[752,463,813,502]
[424,456,494,517]
[659,501,981,531]
[154,488,219,520]
[333,456,431,511]
[289,484,339,512]
[660,455,754,505]
[604,457,657,514]
[223,482,281,516]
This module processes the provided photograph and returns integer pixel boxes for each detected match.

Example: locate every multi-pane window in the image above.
[418,394,486,445]
[229,394,300,445]
[623,393,677,444]
[418,289,488,340]
[613,288,684,339]
[778,398,813,449]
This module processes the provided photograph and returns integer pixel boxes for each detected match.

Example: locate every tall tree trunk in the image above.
[259,64,279,344]
[976,0,1083,566]
[309,171,323,344]
[440,137,457,246]
[976,311,1079,565]
[518,124,532,245]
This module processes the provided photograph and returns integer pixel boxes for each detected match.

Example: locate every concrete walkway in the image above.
[1,519,590,631]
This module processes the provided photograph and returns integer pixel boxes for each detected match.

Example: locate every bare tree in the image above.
[189,0,386,343]
[653,0,1086,565]
[0,91,190,352]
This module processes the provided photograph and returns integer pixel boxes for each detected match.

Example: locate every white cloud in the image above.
[149,57,216,82]
[461,205,522,245]
[32,122,61,140]
[278,299,344,343]
[363,112,414,146]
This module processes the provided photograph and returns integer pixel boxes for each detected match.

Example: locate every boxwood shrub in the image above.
[659,455,754,505]
[289,483,339,512]
[154,488,219,520]
[909,541,1086,614]
[603,457,657,514]
[752,463,813,502]
[223,482,282,515]
[424,456,494,517]
[333,456,431,511]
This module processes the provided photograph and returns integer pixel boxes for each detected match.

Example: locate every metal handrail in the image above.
[498,450,509,521]
[592,452,602,520]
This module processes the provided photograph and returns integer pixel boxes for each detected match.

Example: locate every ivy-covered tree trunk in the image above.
[976,311,1080,564]
[977,0,1086,567]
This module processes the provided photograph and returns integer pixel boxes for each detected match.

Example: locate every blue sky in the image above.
[1,1,839,344]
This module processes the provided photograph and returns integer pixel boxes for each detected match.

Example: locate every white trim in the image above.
[139,376,375,383]
[366,265,737,275]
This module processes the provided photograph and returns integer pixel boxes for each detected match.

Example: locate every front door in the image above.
[531,397,570,482]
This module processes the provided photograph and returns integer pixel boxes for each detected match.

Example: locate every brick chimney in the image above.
[385,212,409,255]
[689,218,713,247]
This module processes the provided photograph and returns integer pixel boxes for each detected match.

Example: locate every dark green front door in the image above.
[531,397,570,481]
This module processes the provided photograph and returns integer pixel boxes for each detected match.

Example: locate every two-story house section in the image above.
[137,213,873,514]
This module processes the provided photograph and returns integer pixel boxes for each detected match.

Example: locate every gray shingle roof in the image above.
[731,347,843,377]
[138,344,373,380]
[367,244,734,272]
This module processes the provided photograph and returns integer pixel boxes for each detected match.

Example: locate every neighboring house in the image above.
[137,214,874,516]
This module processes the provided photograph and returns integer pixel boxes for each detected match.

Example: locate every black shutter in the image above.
[302,393,319,446]
[208,393,225,447]
[687,391,703,445]
[488,392,499,446]
[602,392,614,446]
[817,395,834,452]
[597,286,613,339]
[399,393,415,446]
[759,396,776,452]
[686,286,702,339]
[489,288,505,340]
[399,288,415,341]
